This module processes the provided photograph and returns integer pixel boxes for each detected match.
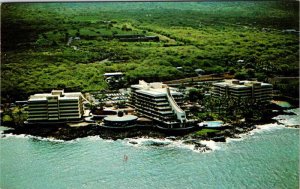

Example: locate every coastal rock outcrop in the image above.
[285,125,299,128]
[194,142,211,152]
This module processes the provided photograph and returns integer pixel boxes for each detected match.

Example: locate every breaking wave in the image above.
[1,132,65,143]
[227,108,299,143]
[124,137,219,153]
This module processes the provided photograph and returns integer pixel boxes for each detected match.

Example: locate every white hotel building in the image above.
[130,80,188,128]
[27,90,84,122]
[212,79,273,103]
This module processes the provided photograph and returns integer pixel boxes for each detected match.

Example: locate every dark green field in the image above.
[1,1,299,101]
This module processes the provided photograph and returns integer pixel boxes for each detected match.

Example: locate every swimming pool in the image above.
[198,121,224,128]
[271,100,291,108]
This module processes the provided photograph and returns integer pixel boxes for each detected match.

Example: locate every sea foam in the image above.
[227,108,300,144]
[0,133,65,142]
[124,137,218,153]
[200,140,221,151]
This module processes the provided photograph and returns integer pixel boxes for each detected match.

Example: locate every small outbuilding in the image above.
[103,72,124,84]
[195,68,205,76]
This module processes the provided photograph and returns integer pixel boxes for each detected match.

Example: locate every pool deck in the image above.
[68,122,96,127]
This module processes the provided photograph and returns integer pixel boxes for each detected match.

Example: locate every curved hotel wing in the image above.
[130,80,187,128]
[27,90,84,122]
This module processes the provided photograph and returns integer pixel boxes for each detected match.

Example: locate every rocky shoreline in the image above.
[1,106,298,152]
[1,124,255,152]
[2,119,263,141]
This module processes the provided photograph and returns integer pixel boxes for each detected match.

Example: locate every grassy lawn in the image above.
[194,129,220,136]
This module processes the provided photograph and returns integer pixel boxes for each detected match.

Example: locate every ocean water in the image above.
[0,109,299,189]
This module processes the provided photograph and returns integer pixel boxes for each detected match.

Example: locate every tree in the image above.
[188,89,204,102]
[234,71,248,80]
[65,32,69,42]
[121,25,128,31]
[10,105,27,126]
[2,114,13,123]
[76,29,80,37]
[116,101,126,109]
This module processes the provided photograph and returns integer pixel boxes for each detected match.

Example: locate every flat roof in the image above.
[213,80,272,89]
[28,91,82,101]
[214,82,249,89]
[136,88,181,97]
[104,115,138,122]
[131,80,182,97]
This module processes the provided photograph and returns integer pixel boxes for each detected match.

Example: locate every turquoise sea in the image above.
[0,109,299,189]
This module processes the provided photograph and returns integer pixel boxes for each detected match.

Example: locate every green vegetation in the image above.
[188,90,274,123]
[272,78,299,98]
[1,2,299,101]
[188,88,204,102]
[1,106,28,126]
[195,129,219,136]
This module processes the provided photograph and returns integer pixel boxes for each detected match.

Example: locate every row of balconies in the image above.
[48,111,59,114]
[29,106,75,110]
[59,109,80,113]
[59,99,79,102]
[59,103,79,107]
[47,100,58,103]
[28,104,48,108]
[133,91,183,102]
[135,104,175,119]
[132,93,183,102]
[48,118,59,120]
[156,106,172,110]
[27,117,48,121]
[133,98,169,107]
[134,101,171,113]
[213,90,271,97]
[135,103,167,115]
[220,87,272,93]
[28,110,48,114]
[47,104,58,107]
[28,100,47,104]
[134,99,168,107]
[29,111,80,116]
[137,109,177,123]
[59,116,81,119]
[28,101,78,106]
[133,98,184,113]
[252,91,273,95]
[59,106,79,110]
[28,115,81,121]
[133,93,167,101]
[28,114,48,118]
[28,103,79,108]
[60,112,80,116]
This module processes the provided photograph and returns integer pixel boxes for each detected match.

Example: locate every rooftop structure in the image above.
[103,112,138,128]
[91,109,117,120]
[103,72,123,77]
[130,80,188,128]
[27,89,84,122]
[212,79,273,103]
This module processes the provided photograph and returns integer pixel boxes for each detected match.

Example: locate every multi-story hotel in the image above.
[130,80,188,128]
[212,79,273,103]
[27,90,84,122]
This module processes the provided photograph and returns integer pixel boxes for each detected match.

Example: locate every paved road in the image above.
[164,74,234,84]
